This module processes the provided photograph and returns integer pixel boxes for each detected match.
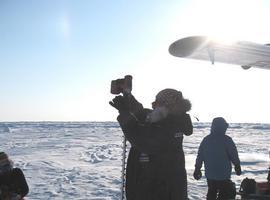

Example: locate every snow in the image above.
[0,122,269,199]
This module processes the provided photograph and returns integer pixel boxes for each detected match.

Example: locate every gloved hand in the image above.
[193,168,202,180]
[109,95,128,113]
[235,164,242,176]
[123,93,143,114]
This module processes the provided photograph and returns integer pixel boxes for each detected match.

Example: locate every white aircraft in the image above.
[169,36,270,70]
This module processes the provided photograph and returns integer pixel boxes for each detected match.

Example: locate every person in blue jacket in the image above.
[193,117,241,200]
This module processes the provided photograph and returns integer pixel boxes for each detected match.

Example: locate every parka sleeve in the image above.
[195,139,204,169]
[226,137,241,166]
[179,114,193,136]
[117,112,175,155]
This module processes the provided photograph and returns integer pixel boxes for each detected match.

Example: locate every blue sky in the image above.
[1,0,270,122]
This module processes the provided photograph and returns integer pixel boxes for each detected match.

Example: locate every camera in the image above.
[111,75,132,94]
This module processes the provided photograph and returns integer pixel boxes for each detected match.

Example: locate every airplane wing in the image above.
[169,36,270,70]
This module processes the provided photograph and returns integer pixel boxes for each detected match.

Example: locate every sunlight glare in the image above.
[172,0,270,43]
[60,14,71,40]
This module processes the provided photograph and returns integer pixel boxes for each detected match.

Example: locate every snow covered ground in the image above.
[0,122,269,199]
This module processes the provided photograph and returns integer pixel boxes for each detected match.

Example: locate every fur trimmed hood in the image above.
[155,88,191,115]
[146,88,192,123]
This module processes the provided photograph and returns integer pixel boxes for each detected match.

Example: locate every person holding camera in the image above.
[110,76,193,200]
[193,117,241,200]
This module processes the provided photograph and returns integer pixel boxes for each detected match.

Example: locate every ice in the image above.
[0,122,269,199]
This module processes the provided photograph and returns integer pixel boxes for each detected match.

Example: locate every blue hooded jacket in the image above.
[195,117,240,180]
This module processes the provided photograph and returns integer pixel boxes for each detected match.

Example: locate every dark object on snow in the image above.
[267,167,270,183]
[206,179,236,199]
[239,177,256,194]
[0,168,29,198]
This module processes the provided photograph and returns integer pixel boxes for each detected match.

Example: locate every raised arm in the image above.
[117,111,176,155]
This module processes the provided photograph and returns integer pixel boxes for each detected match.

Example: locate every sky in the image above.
[0,0,270,123]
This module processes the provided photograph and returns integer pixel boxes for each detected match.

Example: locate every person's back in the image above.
[194,117,241,199]
[199,128,239,180]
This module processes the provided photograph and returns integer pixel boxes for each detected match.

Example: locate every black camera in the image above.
[111,75,132,94]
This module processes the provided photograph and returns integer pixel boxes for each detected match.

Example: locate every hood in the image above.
[210,117,228,135]
[155,88,191,115]
[0,152,13,173]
